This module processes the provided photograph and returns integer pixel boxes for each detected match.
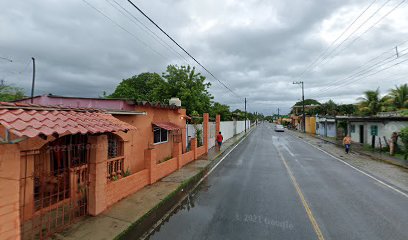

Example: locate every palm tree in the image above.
[388,84,408,109]
[357,88,385,116]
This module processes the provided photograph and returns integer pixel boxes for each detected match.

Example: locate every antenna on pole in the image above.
[31,57,36,104]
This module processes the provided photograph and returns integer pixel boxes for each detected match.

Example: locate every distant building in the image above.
[336,115,408,148]
[316,116,336,138]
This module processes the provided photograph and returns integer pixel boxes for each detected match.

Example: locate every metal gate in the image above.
[21,134,90,240]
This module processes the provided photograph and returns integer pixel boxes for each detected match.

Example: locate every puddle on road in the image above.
[146,178,211,239]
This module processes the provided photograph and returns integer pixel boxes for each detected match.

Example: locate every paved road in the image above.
[148,123,408,240]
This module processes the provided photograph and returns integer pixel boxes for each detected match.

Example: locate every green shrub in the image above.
[399,127,408,160]
[196,128,203,147]
[123,168,131,177]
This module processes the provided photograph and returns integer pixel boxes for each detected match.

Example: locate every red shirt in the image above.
[216,134,223,143]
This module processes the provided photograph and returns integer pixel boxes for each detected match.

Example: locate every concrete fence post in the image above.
[88,135,108,216]
[145,148,157,184]
[0,144,21,239]
[191,137,198,160]
[173,142,182,169]
[216,114,221,136]
[203,113,209,153]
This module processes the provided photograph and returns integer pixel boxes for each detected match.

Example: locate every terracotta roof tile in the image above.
[152,122,182,131]
[0,102,136,138]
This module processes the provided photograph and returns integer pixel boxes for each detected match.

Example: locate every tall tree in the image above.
[210,102,232,121]
[388,84,408,109]
[162,65,213,115]
[109,72,166,102]
[0,82,24,101]
[357,88,386,116]
[316,99,337,116]
[337,104,357,115]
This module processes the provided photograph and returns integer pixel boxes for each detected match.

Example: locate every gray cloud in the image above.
[1,0,407,115]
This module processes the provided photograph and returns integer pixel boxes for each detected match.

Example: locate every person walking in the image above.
[343,134,352,154]
[216,131,223,151]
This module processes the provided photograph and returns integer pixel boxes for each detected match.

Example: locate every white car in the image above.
[274,124,285,132]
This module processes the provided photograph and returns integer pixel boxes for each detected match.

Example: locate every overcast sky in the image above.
[1,0,407,114]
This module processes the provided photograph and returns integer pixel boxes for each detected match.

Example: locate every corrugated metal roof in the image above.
[0,102,136,138]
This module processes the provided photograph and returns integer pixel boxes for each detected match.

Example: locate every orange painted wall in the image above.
[106,169,149,206]
[0,144,21,240]
[305,116,316,134]
[114,106,187,174]
[155,157,178,181]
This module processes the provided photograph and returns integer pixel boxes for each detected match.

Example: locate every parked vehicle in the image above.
[274,124,285,132]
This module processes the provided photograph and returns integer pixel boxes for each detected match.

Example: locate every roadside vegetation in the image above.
[108,64,261,122]
[290,84,407,117]
[0,81,24,101]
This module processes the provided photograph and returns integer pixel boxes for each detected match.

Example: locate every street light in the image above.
[293,81,305,133]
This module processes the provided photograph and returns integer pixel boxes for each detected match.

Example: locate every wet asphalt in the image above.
[148,123,408,240]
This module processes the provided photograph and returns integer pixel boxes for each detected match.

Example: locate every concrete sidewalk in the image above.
[292,130,408,169]
[55,129,252,240]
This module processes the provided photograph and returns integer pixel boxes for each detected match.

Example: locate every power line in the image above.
[81,0,170,61]
[295,0,378,81]
[311,56,408,100]
[106,0,192,65]
[312,0,392,70]
[126,0,241,98]
[318,0,406,67]
[308,38,408,97]
[310,44,408,97]
[296,0,378,81]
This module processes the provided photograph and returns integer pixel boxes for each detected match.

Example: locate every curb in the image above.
[115,127,255,240]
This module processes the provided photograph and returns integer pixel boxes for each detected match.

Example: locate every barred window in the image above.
[108,133,124,159]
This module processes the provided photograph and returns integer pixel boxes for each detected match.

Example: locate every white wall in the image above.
[187,120,251,150]
[208,122,216,149]
[350,121,408,147]
[350,123,361,144]
[220,121,235,141]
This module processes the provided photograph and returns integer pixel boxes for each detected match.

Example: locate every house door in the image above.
[359,125,364,144]
[21,134,90,240]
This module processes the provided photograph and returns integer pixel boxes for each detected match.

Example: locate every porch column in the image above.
[216,114,221,135]
[88,135,108,216]
[20,151,35,222]
[191,138,198,160]
[181,127,187,153]
[0,144,21,239]
[173,142,182,169]
[203,113,209,153]
[347,121,351,136]
[145,148,157,184]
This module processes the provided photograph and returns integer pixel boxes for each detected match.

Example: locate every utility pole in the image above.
[244,98,247,133]
[293,81,305,133]
[31,57,36,103]
[277,108,280,124]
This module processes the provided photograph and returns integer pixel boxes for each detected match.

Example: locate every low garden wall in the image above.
[106,169,150,206]
[155,157,178,181]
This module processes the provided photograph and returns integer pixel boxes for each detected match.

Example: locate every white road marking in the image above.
[288,132,408,199]
[282,145,295,157]
[199,128,254,184]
